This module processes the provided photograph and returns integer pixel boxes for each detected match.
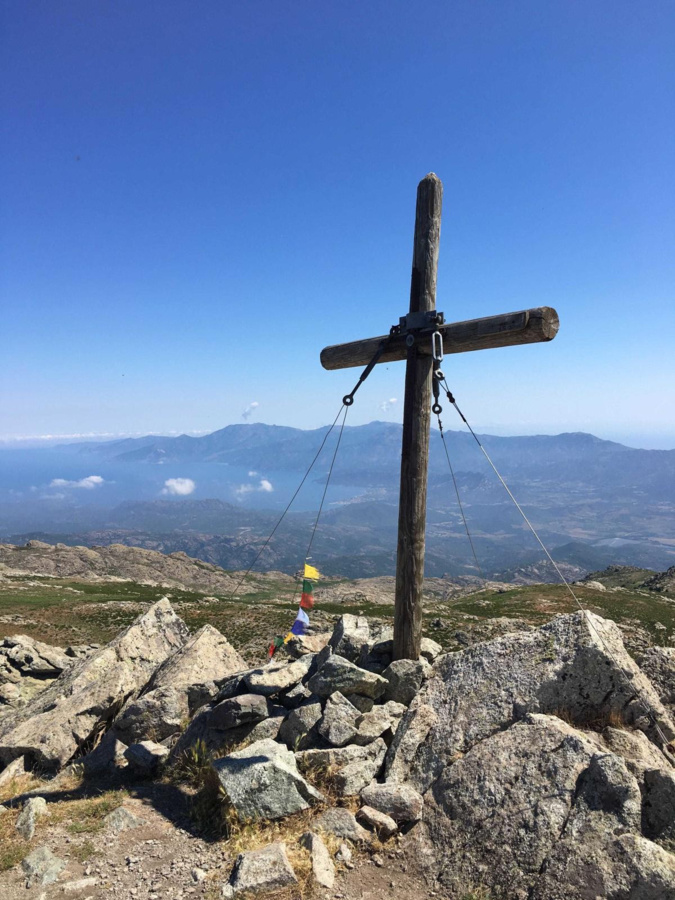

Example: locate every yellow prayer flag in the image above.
[304,563,321,580]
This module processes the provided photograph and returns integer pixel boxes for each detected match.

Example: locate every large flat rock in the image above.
[113,624,248,743]
[387,611,674,791]
[148,623,246,711]
[420,713,675,898]
[212,738,324,821]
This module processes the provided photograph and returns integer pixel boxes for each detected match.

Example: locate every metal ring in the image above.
[435,368,444,381]
[405,334,415,348]
[432,403,443,415]
[343,395,354,406]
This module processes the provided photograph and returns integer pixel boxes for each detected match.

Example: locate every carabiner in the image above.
[432,330,444,362]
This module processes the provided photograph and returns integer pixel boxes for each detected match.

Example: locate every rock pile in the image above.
[0,634,99,711]
[1,600,674,899]
[0,599,244,771]
[171,614,437,821]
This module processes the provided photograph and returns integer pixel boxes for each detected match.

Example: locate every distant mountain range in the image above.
[1,422,673,578]
[65,422,675,500]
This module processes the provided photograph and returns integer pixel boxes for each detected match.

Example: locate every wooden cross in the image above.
[320,174,559,661]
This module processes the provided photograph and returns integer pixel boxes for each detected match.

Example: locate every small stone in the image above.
[420,637,442,662]
[315,807,370,844]
[329,615,371,661]
[227,842,297,895]
[296,739,387,796]
[210,693,269,730]
[244,656,314,696]
[124,740,169,774]
[278,701,322,751]
[307,655,387,700]
[16,796,47,840]
[335,843,352,865]
[360,782,424,823]
[280,682,312,709]
[354,706,398,745]
[115,685,189,744]
[318,692,360,747]
[0,754,27,786]
[105,807,145,833]
[21,845,66,887]
[357,805,398,839]
[358,639,393,674]
[344,693,374,713]
[283,633,331,658]
[300,832,335,888]
[212,739,323,822]
[382,659,427,706]
[372,853,385,867]
[81,731,128,776]
[61,877,99,892]
[191,867,207,883]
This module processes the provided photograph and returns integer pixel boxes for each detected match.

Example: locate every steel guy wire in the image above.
[438,374,673,754]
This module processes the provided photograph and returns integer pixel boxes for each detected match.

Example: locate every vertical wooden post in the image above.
[393,173,443,661]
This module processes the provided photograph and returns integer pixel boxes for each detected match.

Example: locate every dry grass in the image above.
[50,788,129,835]
[295,760,359,816]
[70,838,96,862]
[0,772,43,805]
[0,783,126,875]
[0,805,28,873]
[168,739,214,788]
[550,705,629,732]
[461,887,492,900]
[0,764,85,807]
[168,733,260,790]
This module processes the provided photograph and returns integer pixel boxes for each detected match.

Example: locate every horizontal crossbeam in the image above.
[320,306,559,371]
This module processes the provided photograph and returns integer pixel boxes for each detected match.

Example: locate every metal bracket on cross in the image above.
[397,309,446,347]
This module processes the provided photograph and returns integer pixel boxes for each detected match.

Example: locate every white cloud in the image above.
[49,475,106,490]
[248,470,258,477]
[161,477,196,496]
[380,397,398,412]
[242,401,260,421]
[235,477,274,496]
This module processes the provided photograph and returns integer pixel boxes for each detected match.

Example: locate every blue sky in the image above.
[2,1,673,448]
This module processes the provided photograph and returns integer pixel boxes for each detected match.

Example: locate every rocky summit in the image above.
[0,599,673,900]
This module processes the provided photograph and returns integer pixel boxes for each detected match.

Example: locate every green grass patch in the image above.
[1,572,672,660]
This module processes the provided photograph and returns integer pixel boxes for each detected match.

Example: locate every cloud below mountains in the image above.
[161,478,196,496]
[235,477,274,496]
[50,475,106,490]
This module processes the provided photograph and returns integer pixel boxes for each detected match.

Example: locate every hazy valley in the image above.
[1,422,674,580]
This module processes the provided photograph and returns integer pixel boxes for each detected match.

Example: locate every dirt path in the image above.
[0,772,438,900]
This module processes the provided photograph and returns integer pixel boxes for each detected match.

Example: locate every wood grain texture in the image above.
[320,306,559,370]
[393,173,442,661]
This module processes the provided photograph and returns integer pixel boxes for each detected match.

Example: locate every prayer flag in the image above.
[269,563,322,657]
[267,634,285,659]
[290,608,310,636]
[300,578,315,610]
